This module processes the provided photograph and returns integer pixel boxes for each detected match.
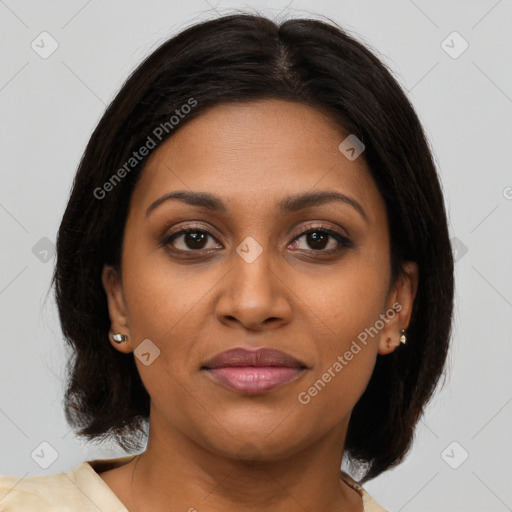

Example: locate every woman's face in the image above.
[103,98,417,460]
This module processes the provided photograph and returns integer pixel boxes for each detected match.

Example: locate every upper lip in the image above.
[202,347,307,369]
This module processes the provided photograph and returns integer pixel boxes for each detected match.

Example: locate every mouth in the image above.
[201,347,307,395]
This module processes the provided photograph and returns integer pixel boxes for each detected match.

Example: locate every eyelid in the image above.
[291,222,350,241]
[162,221,353,253]
[165,221,218,237]
[289,223,354,252]
[163,222,223,249]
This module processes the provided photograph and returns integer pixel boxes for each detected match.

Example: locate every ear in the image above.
[101,265,133,354]
[378,261,419,355]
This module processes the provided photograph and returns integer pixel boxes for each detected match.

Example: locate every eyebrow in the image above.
[145,189,368,223]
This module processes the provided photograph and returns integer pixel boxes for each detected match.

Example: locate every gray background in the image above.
[1,1,511,511]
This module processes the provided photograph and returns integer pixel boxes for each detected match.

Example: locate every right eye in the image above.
[163,226,223,252]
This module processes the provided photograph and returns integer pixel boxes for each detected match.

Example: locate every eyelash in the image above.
[162,223,353,256]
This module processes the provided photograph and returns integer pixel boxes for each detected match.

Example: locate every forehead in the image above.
[130,99,381,218]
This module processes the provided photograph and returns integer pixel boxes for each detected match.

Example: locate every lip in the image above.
[201,347,307,395]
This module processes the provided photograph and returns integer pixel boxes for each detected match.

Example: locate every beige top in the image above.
[0,455,388,511]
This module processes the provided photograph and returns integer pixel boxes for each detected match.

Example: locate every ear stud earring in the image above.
[386,329,407,349]
[110,332,128,344]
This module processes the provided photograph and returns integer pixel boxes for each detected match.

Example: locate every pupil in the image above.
[186,232,206,249]
[308,231,327,250]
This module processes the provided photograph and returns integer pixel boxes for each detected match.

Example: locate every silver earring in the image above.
[110,333,128,344]
[399,329,407,344]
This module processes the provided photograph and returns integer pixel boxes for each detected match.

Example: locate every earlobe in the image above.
[101,265,132,353]
[108,330,133,354]
[377,261,418,356]
[379,329,408,355]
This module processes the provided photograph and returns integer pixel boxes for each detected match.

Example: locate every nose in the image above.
[214,248,292,332]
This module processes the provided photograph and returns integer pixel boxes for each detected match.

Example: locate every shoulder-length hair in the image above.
[51,12,454,483]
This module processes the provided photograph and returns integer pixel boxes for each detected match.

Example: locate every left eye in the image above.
[289,227,352,252]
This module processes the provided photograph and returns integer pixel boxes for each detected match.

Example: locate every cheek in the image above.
[121,242,212,336]
[295,347,377,432]
[119,260,201,393]
[292,257,387,410]
[291,253,389,339]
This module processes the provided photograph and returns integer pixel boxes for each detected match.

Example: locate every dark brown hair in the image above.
[51,12,454,483]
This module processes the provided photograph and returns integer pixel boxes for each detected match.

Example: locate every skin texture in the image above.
[100,99,418,512]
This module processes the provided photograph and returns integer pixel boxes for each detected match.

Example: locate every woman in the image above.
[0,12,453,512]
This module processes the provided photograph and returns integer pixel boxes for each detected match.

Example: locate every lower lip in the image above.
[203,366,305,394]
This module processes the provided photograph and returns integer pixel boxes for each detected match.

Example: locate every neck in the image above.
[121,414,362,512]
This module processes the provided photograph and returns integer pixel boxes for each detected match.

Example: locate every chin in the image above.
[203,420,309,463]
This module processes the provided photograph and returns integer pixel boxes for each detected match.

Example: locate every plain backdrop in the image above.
[1,1,511,511]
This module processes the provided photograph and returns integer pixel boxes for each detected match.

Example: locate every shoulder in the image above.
[340,470,390,512]
[0,471,78,511]
[0,456,135,511]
